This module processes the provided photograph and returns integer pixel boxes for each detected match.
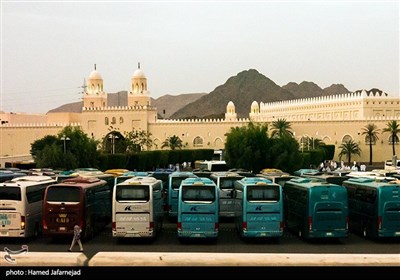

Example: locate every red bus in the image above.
[42,177,111,239]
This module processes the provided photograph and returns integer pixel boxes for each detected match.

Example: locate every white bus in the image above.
[199,160,229,172]
[0,175,56,238]
[112,176,164,238]
[210,172,244,217]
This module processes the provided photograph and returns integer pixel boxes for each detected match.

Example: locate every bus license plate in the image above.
[395,232,400,236]
[193,233,201,237]
[59,227,66,231]
[326,232,332,236]
[0,231,9,236]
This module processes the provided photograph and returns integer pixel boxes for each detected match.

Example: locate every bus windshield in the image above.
[116,185,149,201]
[247,185,280,202]
[171,178,184,190]
[220,178,241,190]
[46,187,80,202]
[0,187,21,201]
[182,186,215,202]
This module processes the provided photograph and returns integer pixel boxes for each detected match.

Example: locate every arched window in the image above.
[141,83,144,93]
[105,117,109,125]
[119,117,124,124]
[193,136,203,147]
[389,135,399,145]
[111,117,116,124]
[364,135,376,145]
[342,135,353,143]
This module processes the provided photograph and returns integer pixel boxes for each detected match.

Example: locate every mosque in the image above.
[1,65,399,167]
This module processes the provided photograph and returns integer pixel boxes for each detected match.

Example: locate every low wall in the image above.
[88,252,400,266]
[0,252,87,266]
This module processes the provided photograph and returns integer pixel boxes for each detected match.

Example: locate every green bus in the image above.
[283,177,348,239]
[342,177,400,238]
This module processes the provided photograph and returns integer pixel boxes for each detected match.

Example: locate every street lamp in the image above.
[61,135,70,154]
[109,134,119,154]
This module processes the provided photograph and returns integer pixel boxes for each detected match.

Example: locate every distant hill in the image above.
[47,91,205,117]
[152,93,207,118]
[172,70,352,119]
[171,69,296,119]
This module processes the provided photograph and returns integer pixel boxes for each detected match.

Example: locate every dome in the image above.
[251,101,259,109]
[132,69,146,79]
[88,70,103,80]
[227,101,235,109]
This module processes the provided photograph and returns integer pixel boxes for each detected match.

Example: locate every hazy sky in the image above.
[1,0,399,114]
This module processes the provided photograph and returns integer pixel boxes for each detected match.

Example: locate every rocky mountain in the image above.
[172,70,351,119]
[152,93,207,118]
[170,69,296,119]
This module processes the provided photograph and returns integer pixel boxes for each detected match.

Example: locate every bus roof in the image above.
[1,175,56,188]
[181,177,214,186]
[286,177,341,188]
[170,171,197,177]
[11,175,56,183]
[210,171,243,178]
[344,177,400,188]
[52,176,107,188]
[118,176,159,185]
[239,177,273,185]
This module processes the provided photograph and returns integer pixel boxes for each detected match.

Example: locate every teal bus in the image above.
[168,171,198,218]
[283,177,348,239]
[209,172,244,218]
[342,177,400,238]
[233,177,284,238]
[177,177,219,239]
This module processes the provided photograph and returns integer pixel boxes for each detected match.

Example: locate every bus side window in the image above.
[355,187,366,201]
[365,189,377,203]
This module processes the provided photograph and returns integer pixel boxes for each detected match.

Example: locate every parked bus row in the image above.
[1,172,399,241]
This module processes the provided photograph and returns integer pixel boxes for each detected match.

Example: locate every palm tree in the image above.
[338,139,361,165]
[161,135,183,150]
[382,120,400,156]
[270,118,293,138]
[361,123,380,165]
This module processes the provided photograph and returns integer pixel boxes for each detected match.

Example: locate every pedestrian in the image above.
[68,224,83,252]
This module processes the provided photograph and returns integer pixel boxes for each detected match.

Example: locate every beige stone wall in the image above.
[0,112,47,124]
[47,112,82,124]
[0,115,398,166]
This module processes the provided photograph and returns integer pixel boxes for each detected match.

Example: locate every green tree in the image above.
[161,135,183,150]
[338,139,361,165]
[270,118,293,138]
[361,123,380,165]
[30,135,58,159]
[382,120,400,156]
[124,129,153,153]
[31,126,99,169]
[224,122,302,173]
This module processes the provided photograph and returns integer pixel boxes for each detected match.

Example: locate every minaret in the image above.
[128,63,151,107]
[83,64,107,108]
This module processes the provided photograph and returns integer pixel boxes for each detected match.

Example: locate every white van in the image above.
[384,159,400,170]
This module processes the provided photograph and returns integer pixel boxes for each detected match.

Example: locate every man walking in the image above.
[68,224,84,252]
